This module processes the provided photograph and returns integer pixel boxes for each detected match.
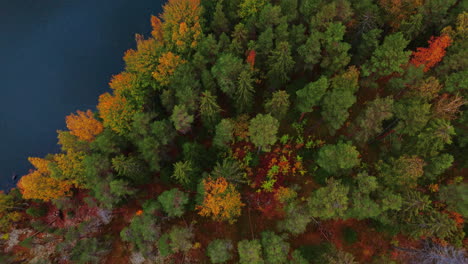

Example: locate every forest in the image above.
[1,0,467,263]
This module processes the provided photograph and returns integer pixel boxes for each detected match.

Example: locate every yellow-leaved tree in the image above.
[197,177,244,224]
[18,157,72,201]
[153,51,186,86]
[97,93,136,135]
[161,0,202,53]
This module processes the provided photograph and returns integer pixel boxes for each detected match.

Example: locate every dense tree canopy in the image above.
[4,1,467,263]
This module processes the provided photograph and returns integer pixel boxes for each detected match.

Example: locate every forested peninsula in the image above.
[1,0,467,263]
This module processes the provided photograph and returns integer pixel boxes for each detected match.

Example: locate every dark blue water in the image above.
[0,0,164,190]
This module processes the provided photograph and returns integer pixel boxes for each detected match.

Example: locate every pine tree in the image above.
[267,41,295,84]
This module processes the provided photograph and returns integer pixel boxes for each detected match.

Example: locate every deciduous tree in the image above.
[120,200,161,255]
[378,155,425,189]
[238,239,264,264]
[161,225,194,254]
[97,93,136,135]
[397,240,468,264]
[65,110,103,142]
[439,183,468,218]
[18,157,72,201]
[308,178,349,219]
[197,177,244,223]
[424,153,453,181]
[265,90,290,121]
[158,188,189,217]
[353,96,394,144]
[50,150,86,187]
[207,239,234,264]
[0,190,24,233]
[394,97,431,136]
[153,51,186,86]
[213,119,235,149]
[277,200,311,235]
[316,141,360,175]
[171,104,194,134]
[411,35,452,72]
[123,37,160,88]
[323,248,358,264]
[248,114,279,152]
[161,0,203,53]
[411,119,455,157]
[433,94,466,120]
[261,231,290,264]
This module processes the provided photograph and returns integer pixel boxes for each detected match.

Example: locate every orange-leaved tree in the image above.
[197,177,244,224]
[66,110,103,142]
[109,71,149,107]
[246,50,256,69]
[123,36,160,78]
[97,92,136,135]
[161,0,202,53]
[410,35,452,72]
[153,51,186,86]
[109,71,137,94]
[18,157,72,201]
[151,15,164,42]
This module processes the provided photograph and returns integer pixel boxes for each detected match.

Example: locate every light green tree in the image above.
[261,231,290,264]
[172,160,193,186]
[248,114,280,152]
[316,141,360,174]
[207,239,234,263]
[238,239,264,264]
[213,119,235,149]
[265,90,290,121]
[171,105,194,134]
[308,178,349,219]
[157,188,189,218]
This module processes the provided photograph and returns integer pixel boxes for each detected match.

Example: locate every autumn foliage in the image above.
[18,157,72,201]
[97,92,136,134]
[410,35,452,72]
[153,51,186,86]
[162,0,202,52]
[379,0,423,29]
[151,15,164,42]
[246,50,256,69]
[197,177,245,224]
[109,72,136,94]
[433,94,466,120]
[65,110,103,142]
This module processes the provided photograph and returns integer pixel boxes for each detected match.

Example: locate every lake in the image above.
[0,0,164,190]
